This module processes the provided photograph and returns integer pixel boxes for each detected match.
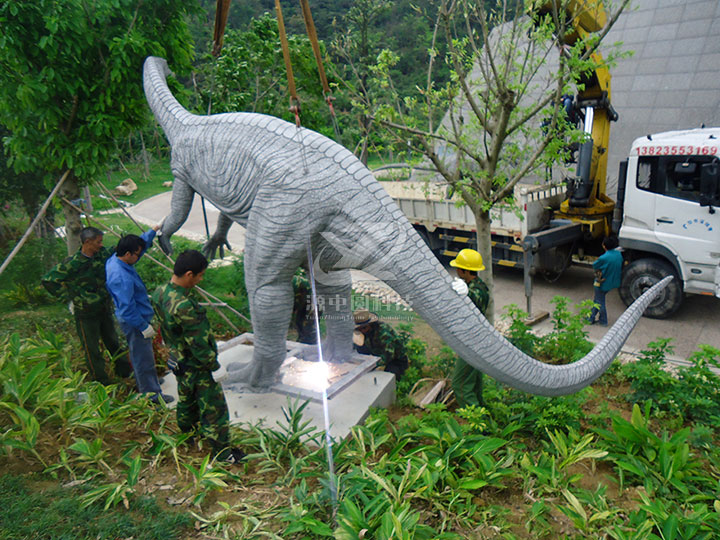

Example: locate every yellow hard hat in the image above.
[450,248,485,272]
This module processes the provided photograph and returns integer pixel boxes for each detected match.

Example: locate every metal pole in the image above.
[0,170,70,277]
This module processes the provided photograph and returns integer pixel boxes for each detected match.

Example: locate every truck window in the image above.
[637,156,716,203]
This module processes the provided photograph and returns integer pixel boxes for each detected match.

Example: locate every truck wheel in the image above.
[619,259,683,318]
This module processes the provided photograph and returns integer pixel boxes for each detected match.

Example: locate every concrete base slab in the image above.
[524,310,550,326]
[159,337,396,440]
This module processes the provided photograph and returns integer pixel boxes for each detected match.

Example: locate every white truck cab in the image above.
[617,128,720,317]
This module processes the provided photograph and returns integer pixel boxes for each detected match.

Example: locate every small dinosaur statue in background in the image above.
[144,56,668,395]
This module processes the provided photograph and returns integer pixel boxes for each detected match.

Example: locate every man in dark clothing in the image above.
[588,236,623,326]
[151,250,243,463]
[449,249,490,408]
[291,268,318,344]
[352,309,409,379]
[42,227,131,384]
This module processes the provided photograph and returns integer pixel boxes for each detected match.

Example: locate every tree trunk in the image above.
[140,130,150,179]
[475,209,495,324]
[59,174,82,254]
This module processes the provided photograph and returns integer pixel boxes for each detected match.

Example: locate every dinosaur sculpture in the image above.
[144,56,669,396]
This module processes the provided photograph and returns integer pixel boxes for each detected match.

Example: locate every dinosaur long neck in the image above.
[142,57,196,145]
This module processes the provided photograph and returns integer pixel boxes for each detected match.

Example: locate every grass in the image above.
[0,474,193,540]
[90,158,174,210]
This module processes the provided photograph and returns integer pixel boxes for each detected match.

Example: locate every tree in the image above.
[332,0,391,163]
[0,0,198,253]
[369,0,629,320]
[201,13,340,138]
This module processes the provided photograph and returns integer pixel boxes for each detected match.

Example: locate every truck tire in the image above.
[619,258,683,318]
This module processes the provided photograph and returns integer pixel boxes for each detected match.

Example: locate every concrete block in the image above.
[647,23,679,42]
[699,53,720,70]
[672,37,708,56]
[661,73,695,91]
[622,27,651,45]
[640,40,674,58]
[681,1,718,21]
[654,90,694,108]
[620,107,653,125]
[664,55,700,74]
[631,75,664,92]
[622,11,653,30]
[635,56,669,75]
[693,71,720,89]
[685,90,719,109]
[703,36,720,53]
[676,18,712,39]
[160,338,397,441]
[652,5,686,25]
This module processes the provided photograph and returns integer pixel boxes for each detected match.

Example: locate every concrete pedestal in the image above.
[159,335,396,440]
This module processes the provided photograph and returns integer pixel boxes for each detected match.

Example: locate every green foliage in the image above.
[502,297,594,364]
[622,340,720,427]
[245,398,322,477]
[0,221,65,294]
[184,453,231,507]
[396,323,426,397]
[609,493,720,540]
[594,404,709,498]
[1,283,51,308]
[202,14,340,138]
[427,345,457,378]
[81,455,143,510]
[0,0,198,182]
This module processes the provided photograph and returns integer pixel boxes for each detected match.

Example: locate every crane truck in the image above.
[380,1,720,318]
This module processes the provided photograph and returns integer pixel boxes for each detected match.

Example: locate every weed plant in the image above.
[4,299,720,538]
[503,296,594,363]
[622,339,720,428]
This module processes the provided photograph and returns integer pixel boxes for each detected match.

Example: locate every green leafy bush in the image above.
[502,296,593,364]
[622,340,720,426]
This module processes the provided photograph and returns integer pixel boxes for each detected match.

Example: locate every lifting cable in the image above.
[192,0,235,243]
[275,0,309,173]
[298,0,342,141]
[275,0,302,128]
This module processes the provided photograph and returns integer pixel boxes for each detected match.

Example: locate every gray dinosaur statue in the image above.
[143,55,669,396]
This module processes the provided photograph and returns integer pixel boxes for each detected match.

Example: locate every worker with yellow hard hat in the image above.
[449,248,490,407]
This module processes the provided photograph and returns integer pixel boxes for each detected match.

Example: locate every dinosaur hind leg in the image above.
[314,270,353,363]
[238,206,308,388]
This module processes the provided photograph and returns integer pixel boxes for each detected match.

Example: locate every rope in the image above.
[0,170,70,277]
[298,0,342,141]
[275,0,301,127]
[87,185,250,331]
[211,0,232,58]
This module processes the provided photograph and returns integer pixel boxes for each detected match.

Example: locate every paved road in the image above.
[131,192,720,360]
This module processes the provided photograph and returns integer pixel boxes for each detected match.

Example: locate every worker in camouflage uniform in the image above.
[151,250,244,463]
[42,227,131,384]
[449,248,490,407]
[352,309,409,379]
[291,268,318,344]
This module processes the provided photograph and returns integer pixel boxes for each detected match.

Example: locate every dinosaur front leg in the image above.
[203,212,234,260]
[159,178,195,254]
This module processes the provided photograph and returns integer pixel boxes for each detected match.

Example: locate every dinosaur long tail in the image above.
[330,167,667,397]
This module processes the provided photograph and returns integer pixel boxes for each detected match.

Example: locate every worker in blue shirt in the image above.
[106,225,172,404]
[588,236,623,326]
